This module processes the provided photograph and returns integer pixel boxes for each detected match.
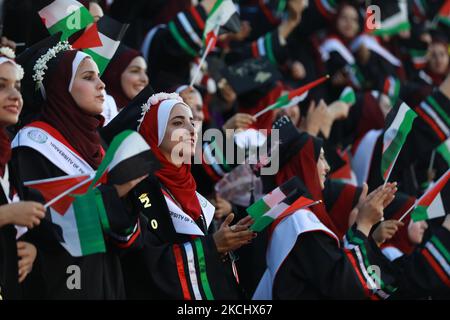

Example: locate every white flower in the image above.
[0,47,15,59]
[16,64,24,80]
[32,41,72,87]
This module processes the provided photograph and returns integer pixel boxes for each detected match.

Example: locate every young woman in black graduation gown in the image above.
[11,43,145,299]
[120,92,256,299]
[0,56,45,300]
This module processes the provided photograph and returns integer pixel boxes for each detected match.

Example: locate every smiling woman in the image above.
[0,56,45,300]
[102,45,149,111]
[118,92,256,299]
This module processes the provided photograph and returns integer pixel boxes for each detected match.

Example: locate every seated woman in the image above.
[0,56,45,300]
[120,92,256,299]
[253,116,450,299]
[11,37,144,299]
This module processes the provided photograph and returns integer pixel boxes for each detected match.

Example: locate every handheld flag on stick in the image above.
[399,168,450,222]
[24,173,95,215]
[254,75,330,118]
[25,173,106,256]
[190,0,239,87]
[246,177,319,232]
[39,0,94,40]
[381,101,417,185]
[24,130,159,256]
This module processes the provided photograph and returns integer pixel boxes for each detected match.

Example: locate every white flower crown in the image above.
[32,41,72,87]
[137,92,183,130]
[0,47,15,59]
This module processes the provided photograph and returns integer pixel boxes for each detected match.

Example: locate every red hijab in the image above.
[40,50,104,169]
[275,135,340,236]
[138,94,201,221]
[102,46,142,110]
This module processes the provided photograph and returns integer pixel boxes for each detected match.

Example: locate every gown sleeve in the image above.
[273,225,398,300]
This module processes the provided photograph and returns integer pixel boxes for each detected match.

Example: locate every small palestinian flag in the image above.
[381,102,417,181]
[437,0,450,27]
[25,174,106,256]
[255,75,329,118]
[24,130,158,256]
[83,15,129,75]
[339,86,356,106]
[39,0,94,40]
[247,177,306,232]
[411,169,450,222]
[203,0,239,53]
[24,173,95,215]
[371,0,411,36]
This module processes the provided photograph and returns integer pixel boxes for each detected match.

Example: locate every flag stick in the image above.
[428,150,436,172]
[254,101,279,119]
[44,175,95,210]
[189,26,219,88]
[398,203,415,222]
[383,152,399,188]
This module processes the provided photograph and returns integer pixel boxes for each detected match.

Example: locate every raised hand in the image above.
[213,213,256,254]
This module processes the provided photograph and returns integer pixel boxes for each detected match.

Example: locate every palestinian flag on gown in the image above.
[25,174,106,256]
[247,177,307,232]
[411,169,450,222]
[203,0,239,53]
[256,75,329,116]
[437,138,450,167]
[39,0,94,40]
[381,101,417,181]
[437,0,450,27]
[339,86,356,105]
[371,0,411,36]
[24,130,158,256]
[83,15,129,75]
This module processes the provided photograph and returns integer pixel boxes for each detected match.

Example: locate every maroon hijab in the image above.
[40,50,103,169]
[275,135,340,237]
[102,47,142,110]
[0,129,10,177]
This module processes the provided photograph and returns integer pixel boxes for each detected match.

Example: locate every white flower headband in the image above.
[137,92,183,130]
[0,56,24,81]
[32,41,73,88]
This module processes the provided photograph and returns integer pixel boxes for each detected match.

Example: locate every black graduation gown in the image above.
[272,223,450,300]
[11,146,139,300]
[0,166,20,300]
[120,175,243,300]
